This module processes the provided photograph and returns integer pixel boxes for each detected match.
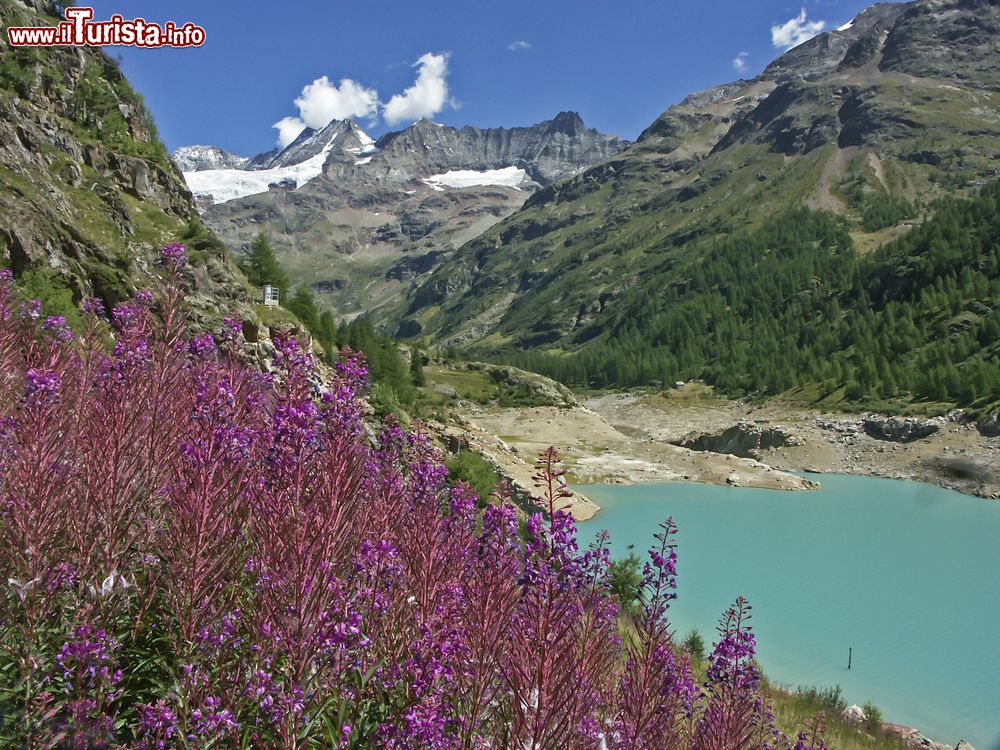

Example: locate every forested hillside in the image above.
[397,0,1000,410]
[499,181,1000,407]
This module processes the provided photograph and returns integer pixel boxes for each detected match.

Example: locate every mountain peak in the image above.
[546,111,586,136]
[173,144,249,172]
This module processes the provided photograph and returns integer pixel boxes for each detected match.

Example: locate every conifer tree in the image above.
[241,232,289,295]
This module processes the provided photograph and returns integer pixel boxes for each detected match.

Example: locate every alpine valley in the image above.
[182,0,1000,416]
[2,0,1000,746]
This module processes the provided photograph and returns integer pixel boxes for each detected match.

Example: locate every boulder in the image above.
[862,416,941,443]
[434,383,459,398]
[676,421,802,459]
[842,704,866,723]
[955,741,976,750]
[975,412,1000,437]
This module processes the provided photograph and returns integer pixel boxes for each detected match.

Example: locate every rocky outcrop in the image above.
[675,421,802,459]
[883,724,952,750]
[842,704,866,724]
[463,362,579,409]
[862,416,942,442]
[975,412,1000,437]
[0,0,252,324]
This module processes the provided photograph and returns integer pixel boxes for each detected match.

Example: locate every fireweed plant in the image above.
[0,246,827,749]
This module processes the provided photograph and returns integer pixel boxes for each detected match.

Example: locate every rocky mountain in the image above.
[398,0,1000,354]
[173,145,249,172]
[0,0,254,325]
[180,113,628,318]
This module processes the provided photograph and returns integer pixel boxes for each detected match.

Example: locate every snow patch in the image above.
[837,20,854,31]
[183,136,339,204]
[422,166,529,191]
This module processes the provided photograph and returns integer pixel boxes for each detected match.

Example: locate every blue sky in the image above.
[87,0,899,155]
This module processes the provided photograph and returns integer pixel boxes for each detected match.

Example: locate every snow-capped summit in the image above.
[172,145,249,172]
[174,119,377,205]
[266,119,372,169]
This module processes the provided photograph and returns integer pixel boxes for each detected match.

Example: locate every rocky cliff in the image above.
[0,0,253,324]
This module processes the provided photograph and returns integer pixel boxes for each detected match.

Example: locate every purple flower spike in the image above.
[43,315,74,343]
[189,333,218,359]
[20,299,42,320]
[159,242,187,269]
[24,368,61,406]
[222,314,244,340]
[82,297,105,316]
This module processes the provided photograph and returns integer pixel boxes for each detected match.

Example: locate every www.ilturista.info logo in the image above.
[6,7,205,48]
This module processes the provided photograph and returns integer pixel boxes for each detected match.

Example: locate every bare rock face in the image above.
[676,421,802,459]
[862,416,942,442]
[842,704,866,724]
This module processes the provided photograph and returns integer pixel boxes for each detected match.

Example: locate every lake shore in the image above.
[586,390,1000,501]
[439,386,999,519]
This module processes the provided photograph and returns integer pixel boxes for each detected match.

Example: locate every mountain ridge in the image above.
[186,111,630,319]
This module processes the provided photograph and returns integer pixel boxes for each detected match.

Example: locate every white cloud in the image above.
[507,40,531,51]
[771,8,827,49]
[273,116,307,149]
[271,75,379,147]
[732,51,749,72]
[384,52,451,125]
[293,76,379,128]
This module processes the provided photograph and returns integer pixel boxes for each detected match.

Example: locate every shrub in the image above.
[796,685,848,716]
[684,629,706,661]
[368,380,404,421]
[0,250,825,749]
[863,701,883,732]
[607,552,643,618]
[444,448,498,502]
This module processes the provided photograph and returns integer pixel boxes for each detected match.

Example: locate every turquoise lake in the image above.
[574,474,1000,749]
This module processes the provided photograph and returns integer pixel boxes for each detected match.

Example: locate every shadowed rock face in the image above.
[862,416,942,442]
[976,412,1000,437]
[675,422,803,459]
